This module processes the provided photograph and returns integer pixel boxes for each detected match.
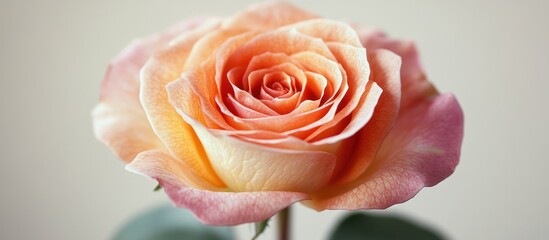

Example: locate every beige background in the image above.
[1,0,548,239]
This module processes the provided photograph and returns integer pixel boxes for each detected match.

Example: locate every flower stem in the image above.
[277,207,291,240]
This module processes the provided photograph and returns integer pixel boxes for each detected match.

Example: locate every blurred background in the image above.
[1,0,548,239]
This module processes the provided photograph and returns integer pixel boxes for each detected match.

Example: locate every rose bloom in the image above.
[93,2,463,225]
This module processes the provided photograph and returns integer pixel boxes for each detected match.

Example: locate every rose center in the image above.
[261,72,294,99]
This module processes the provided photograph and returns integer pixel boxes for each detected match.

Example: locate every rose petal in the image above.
[243,53,304,91]
[308,82,382,144]
[93,17,208,161]
[220,96,334,134]
[140,19,225,187]
[289,51,342,103]
[331,50,402,182]
[92,102,164,162]
[229,86,280,116]
[359,29,438,108]
[282,19,363,47]
[183,28,246,71]
[224,29,336,72]
[310,94,464,210]
[222,1,318,30]
[215,31,261,91]
[126,150,308,225]
[178,114,337,192]
[260,72,295,99]
[225,94,269,118]
[127,150,221,190]
[260,94,300,115]
[303,43,372,143]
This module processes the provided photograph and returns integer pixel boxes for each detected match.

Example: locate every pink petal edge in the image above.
[126,151,309,225]
[310,93,464,210]
[92,17,209,162]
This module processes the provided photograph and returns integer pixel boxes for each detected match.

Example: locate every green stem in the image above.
[277,207,291,240]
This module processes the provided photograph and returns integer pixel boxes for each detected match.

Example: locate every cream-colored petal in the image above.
[92,102,164,162]
[179,115,337,192]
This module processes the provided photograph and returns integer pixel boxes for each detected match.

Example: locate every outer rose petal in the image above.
[126,150,308,225]
[358,28,438,108]
[92,103,163,162]
[310,94,464,210]
[92,17,207,162]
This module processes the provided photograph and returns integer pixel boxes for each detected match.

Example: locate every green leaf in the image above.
[112,204,235,240]
[328,212,446,240]
[153,184,162,192]
[252,218,270,240]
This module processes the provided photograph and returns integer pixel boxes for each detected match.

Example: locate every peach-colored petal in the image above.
[331,50,402,182]
[183,28,246,71]
[225,94,269,118]
[260,72,295,99]
[221,98,334,134]
[289,51,342,103]
[260,93,300,115]
[358,29,438,108]
[224,29,336,73]
[140,19,225,187]
[247,68,293,97]
[167,67,232,130]
[126,150,308,226]
[179,114,337,192]
[300,72,327,104]
[229,87,280,116]
[215,31,261,91]
[93,17,208,162]
[308,82,382,144]
[303,43,372,143]
[310,94,464,210]
[222,1,317,30]
[241,53,310,101]
[283,19,363,47]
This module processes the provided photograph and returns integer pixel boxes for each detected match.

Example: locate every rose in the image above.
[92,2,463,225]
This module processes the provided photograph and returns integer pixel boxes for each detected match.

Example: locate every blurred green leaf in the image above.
[328,212,446,240]
[153,184,162,192]
[112,204,235,240]
[252,218,270,240]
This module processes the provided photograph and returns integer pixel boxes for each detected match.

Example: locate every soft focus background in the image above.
[1,0,548,239]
